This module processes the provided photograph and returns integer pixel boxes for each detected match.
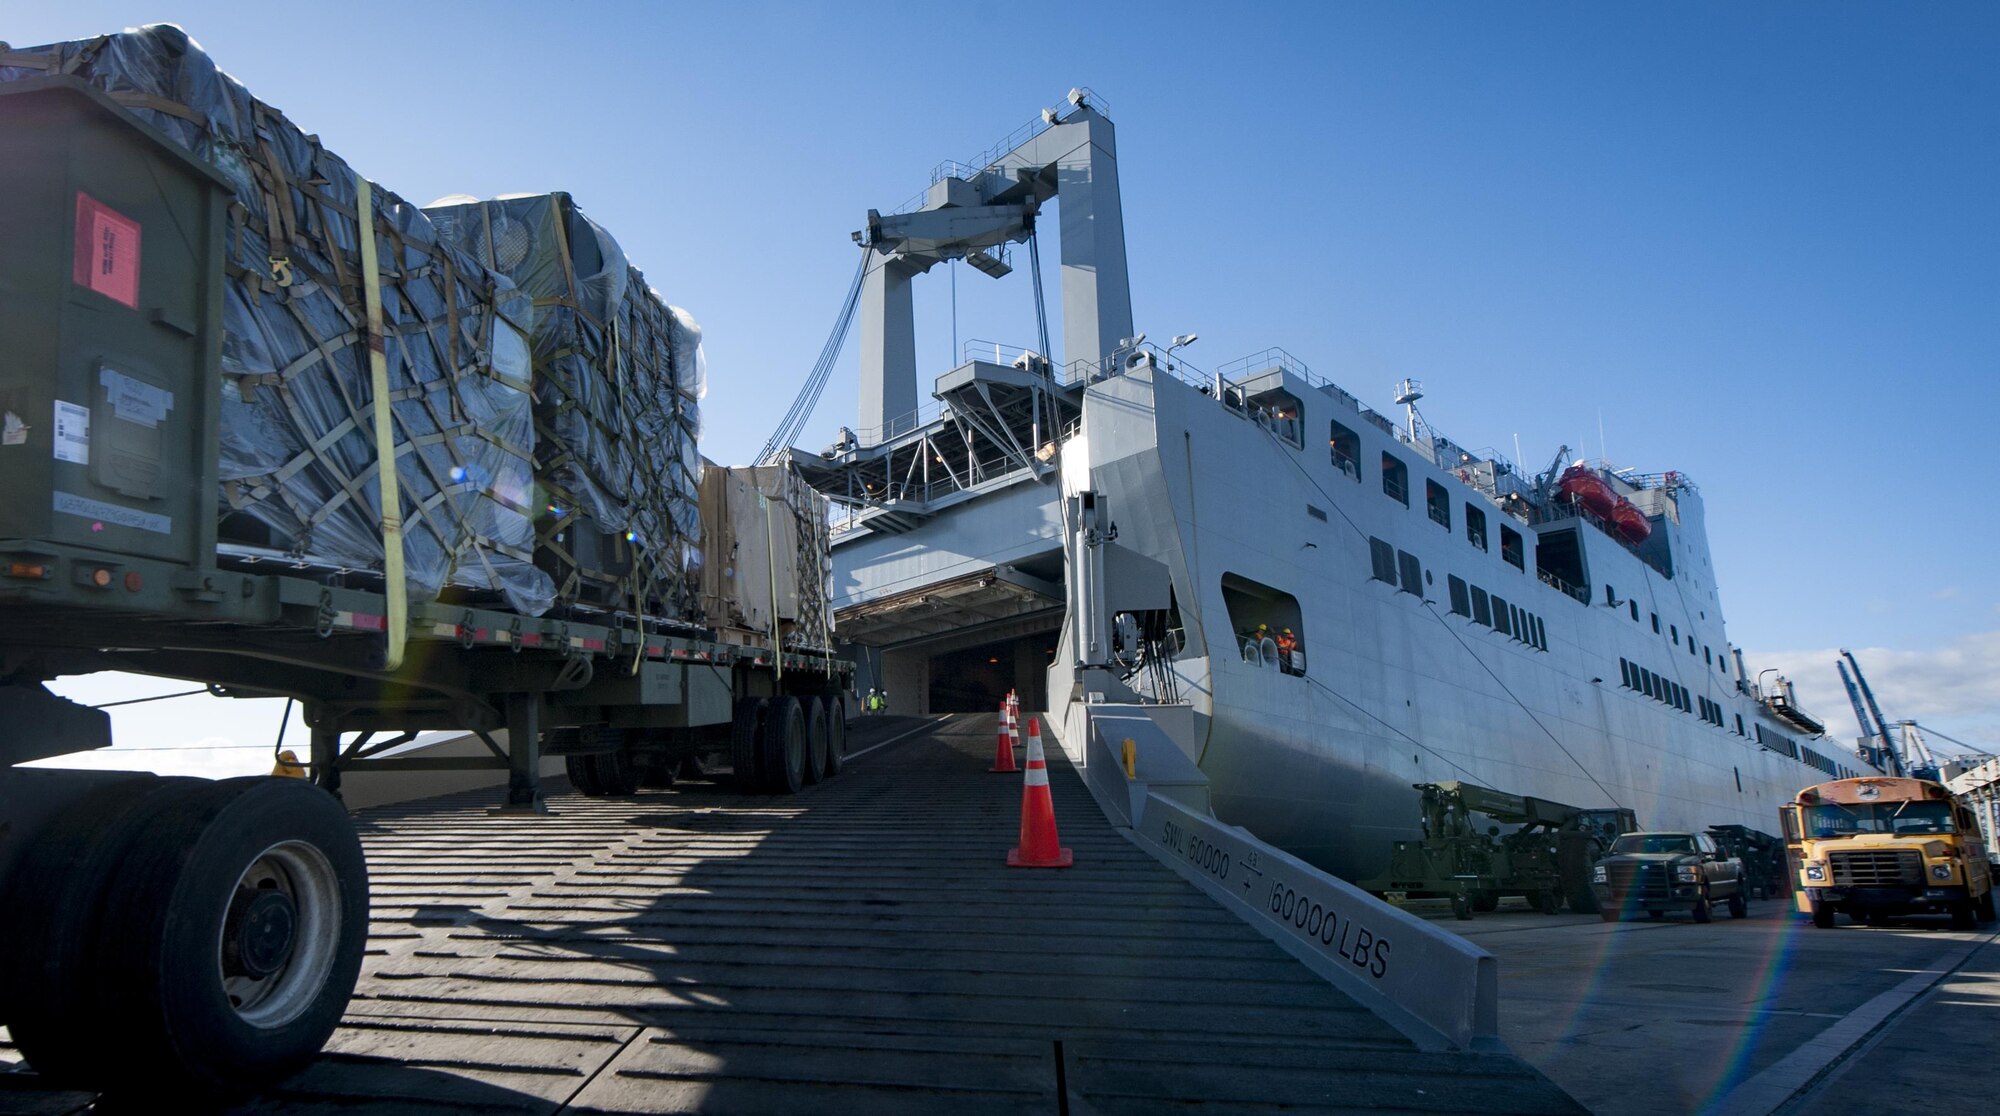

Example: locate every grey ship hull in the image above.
[1065,362,1859,882]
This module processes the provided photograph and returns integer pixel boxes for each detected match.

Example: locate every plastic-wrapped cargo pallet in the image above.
[425,193,704,622]
[697,464,834,654]
[0,25,555,614]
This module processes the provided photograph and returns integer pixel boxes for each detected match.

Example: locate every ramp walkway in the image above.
[1,714,1581,1114]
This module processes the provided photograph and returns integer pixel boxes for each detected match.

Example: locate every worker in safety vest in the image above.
[1276,628,1299,675]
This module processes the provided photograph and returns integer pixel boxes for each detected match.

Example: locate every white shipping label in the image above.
[53,400,89,464]
[2,411,25,446]
[99,367,174,427]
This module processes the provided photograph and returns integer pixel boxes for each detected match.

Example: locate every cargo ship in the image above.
[801,90,1873,880]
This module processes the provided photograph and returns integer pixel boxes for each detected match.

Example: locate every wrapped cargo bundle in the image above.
[0,25,555,615]
[697,464,834,652]
[425,194,704,621]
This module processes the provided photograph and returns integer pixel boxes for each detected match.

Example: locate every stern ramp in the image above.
[2,714,1580,1114]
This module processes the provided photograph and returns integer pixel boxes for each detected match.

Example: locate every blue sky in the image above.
[12,2,1998,764]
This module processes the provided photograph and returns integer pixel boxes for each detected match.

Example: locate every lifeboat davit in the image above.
[1556,466,1617,518]
[1611,498,1651,544]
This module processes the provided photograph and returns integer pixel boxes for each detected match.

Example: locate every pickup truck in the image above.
[1591,831,1747,923]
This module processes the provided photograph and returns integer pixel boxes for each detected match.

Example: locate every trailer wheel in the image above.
[96,777,368,1095]
[760,696,807,795]
[730,697,766,793]
[802,698,829,786]
[823,697,846,778]
[565,754,605,796]
[1471,890,1498,912]
[1450,893,1472,920]
[1,777,198,1085]
[594,748,642,797]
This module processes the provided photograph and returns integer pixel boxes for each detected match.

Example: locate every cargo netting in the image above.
[426,194,704,622]
[0,26,559,613]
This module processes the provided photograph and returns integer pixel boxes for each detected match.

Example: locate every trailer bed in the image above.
[2,715,1581,1114]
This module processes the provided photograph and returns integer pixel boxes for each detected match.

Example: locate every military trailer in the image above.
[0,59,849,1099]
[1358,780,1638,919]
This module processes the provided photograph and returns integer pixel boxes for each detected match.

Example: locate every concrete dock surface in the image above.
[1406,893,1998,1115]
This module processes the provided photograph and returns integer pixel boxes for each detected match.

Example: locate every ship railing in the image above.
[1537,567,1590,604]
[959,339,1064,378]
[845,401,951,449]
[1382,475,1409,505]
[891,88,1112,214]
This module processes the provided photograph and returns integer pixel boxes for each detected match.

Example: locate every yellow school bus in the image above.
[1781,777,1996,929]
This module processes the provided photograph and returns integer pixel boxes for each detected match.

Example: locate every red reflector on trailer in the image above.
[350,612,386,631]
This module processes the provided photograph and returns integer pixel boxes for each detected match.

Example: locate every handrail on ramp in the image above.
[1047,702,1501,1053]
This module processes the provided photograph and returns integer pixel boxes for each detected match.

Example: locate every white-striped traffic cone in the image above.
[1007,717,1072,867]
[989,700,1019,773]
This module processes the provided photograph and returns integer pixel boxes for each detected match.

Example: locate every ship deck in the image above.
[1,714,1582,1114]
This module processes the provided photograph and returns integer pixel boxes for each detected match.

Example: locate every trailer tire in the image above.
[1450,893,1472,920]
[802,698,828,786]
[592,748,642,797]
[565,754,605,796]
[96,777,368,1096]
[730,697,766,793]
[823,697,846,778]
[1,777,199,1085]
[1471,890,1499,913]
[760,696,807,795]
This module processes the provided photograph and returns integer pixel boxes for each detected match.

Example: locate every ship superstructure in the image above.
[788,93,1874,880]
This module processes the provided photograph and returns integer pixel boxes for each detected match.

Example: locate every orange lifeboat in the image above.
[1611,498,1651,544]
[1556,466,1617,518]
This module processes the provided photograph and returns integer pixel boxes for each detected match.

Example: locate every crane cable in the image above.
[758,246,871,464]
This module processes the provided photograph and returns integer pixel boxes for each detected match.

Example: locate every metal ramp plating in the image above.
[1,715,1581,1114]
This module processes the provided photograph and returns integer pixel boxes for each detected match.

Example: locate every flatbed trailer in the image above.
[0,74,850,1098]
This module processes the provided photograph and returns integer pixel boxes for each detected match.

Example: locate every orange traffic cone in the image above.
[1008,717,1073,867]
[989,701,1019,773]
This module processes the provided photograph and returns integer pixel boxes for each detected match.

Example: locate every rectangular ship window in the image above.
[1472,586,1492,626]
[1466,504,1488,551]
[1370,537,1397,584]
[1651,613,1660,634]
[1382,453,1409,506]
[1397,550,1423,596]
[1449,575,1470,616]
[1501,525,1524,569]
[1492,595,1512,635]
[1329,421,1361,480]
[1629,600,1639,622]
[1426,480,1450,529]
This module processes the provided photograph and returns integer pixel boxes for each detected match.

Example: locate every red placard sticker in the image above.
[72,193,142,309]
